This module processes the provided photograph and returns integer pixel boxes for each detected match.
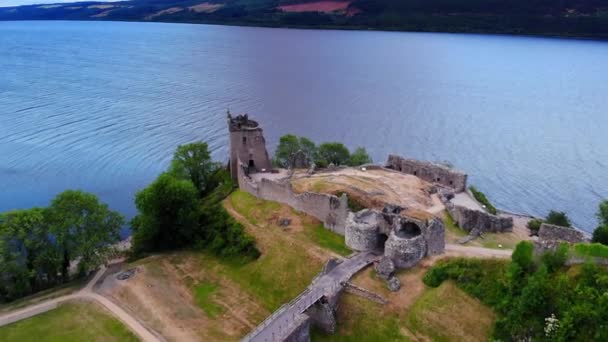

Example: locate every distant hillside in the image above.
[2,0,608,38]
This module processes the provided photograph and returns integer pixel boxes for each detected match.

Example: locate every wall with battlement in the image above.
[237,162,349,235]
[386,154,468,192]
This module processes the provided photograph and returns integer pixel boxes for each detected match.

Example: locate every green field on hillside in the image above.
[0,301,137,342]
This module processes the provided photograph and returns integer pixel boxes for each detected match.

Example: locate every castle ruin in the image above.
[228,112,272,181]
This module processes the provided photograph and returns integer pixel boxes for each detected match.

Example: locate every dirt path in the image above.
[445,244,512,258]
[0,264,162,342]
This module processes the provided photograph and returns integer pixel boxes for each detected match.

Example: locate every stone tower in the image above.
[228,112,272,181]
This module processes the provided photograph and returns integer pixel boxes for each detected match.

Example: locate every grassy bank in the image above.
[0,301,137,342]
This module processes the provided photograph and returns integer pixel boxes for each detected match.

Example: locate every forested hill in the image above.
[2,0,608,38]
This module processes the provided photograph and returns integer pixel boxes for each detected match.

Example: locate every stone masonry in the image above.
[386,154,468,192]
[228,112,272,181]
[345,206,445,270]
[538,223,585,243]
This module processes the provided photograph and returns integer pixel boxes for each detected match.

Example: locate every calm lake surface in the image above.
[1,21,607,234]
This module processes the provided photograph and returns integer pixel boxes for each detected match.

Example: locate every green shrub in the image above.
[540,243,569,273]
[424,253,608,340]
[592,225,608,245]
[423,258,509,306]
[348,147,372,166]
[468,186,497,215]
[546,210,571,227]
[526,218,543,235]
[511,241,534,272]
[572,243,608,259]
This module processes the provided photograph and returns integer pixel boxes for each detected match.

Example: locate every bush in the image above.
[348,147,372,166]
[527,218,543,235]
[572,242,608,259]
[540,243,569,273]
[469,186,497,215]
[317,142,351,166]
[546,210,571,227]
[592,225,608,245]
[511,241,534,272]
[423,258,509,306]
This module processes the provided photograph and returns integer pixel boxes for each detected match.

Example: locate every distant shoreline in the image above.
[2,18,608,42]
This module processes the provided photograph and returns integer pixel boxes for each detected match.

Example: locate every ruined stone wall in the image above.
[282,314,311,342]
[237,163,348,235]
[345,211,381,251]
[446,203,513,233]
[538,223,585,243]
[228,116,272,181]
[386,154,468,192]
[424,218,446,256]
[384,232,427,269]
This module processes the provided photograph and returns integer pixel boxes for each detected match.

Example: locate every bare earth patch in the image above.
[88,5,115,9]
[99,254,268,342]
[291,168,434,211]
[189,3,225,13]
[145,7,184,20]
[278,1,358,15]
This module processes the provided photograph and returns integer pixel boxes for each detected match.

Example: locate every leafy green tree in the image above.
[348,147,372,166]
[131,173,200,255]
[597,200,608,225]
[298,137,318,165]
[273,134,300,168]
[47,190,123,277]
[317,142,350,166]
[593,200,608,245]
[593,225,608,245]
[0,209,60,293]
[546,210,571,227]
[169,142,222,197]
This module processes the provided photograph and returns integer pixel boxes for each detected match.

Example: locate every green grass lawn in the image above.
[305,222,351,256]
[0,301,137,342]
[193,281,223,318]
[312,294,408,342]
[443,212,467,238]
[406,281,495,342]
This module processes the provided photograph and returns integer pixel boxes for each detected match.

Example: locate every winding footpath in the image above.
[0,244,512,342]
[0,265,161,342]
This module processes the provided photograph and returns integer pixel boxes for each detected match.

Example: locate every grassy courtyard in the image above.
[0,301,137,342]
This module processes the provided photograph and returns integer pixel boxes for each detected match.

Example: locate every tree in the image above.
[593,225,608,245]
[0,209,60,294]
[47,190,123,277]
[298,137,318,165]
[317,142,350,166]
[273,134,301,168]
[597,200,608,225]
[169,142,222,198]
[131,173,200,255]
[546,210,571,227]
[348,147,372,166]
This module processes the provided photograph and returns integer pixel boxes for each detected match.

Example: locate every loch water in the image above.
[2,20,608,234]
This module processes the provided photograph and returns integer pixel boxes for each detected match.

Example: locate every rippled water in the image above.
[2,21,608,233]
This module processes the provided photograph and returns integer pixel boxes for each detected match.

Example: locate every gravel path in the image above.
[0,264,162,342]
